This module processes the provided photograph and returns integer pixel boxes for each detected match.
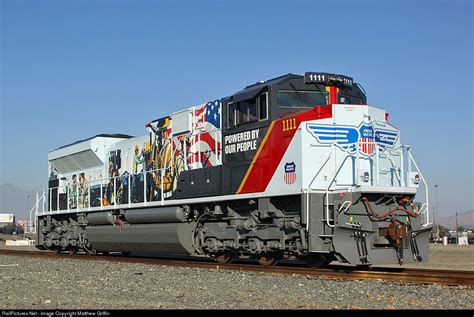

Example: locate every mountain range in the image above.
[437,210,474,230]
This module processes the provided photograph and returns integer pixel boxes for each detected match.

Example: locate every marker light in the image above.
[413,173,420,185]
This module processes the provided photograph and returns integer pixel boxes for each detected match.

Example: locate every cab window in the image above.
[338,93,364,104]
[277,90,328,108]
[258,93,268,120]
[228,93,268,127]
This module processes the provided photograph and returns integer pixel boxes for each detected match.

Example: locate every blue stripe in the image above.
[309,126,351,131]
[318,136,349,141]
[376,131,398,136]
[313,131,351,135]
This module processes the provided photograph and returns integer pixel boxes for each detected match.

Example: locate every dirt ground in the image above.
[379,243,474,270]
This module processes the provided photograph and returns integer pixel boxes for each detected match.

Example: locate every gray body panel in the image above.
[85,222,196,254]
[332,225,431,264]
[304,191,432,264]
[124,207,188,223]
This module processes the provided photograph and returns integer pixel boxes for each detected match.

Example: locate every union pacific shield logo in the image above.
[284,162,296,184]
[306,122,399,157]
[358,124,375,156]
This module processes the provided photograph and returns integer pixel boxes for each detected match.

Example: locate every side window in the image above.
[238,98,257,124]
[228,102,236,127]
[227,92,269,128]
[258,93,268,120]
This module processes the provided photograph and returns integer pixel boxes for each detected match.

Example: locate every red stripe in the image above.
[194,104,206,116]
[329,86,338,104]
[238,105,332,193]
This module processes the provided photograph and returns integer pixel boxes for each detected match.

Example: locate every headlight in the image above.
[408,172,421,187]
[413,173,420,185]
[362,172,370,183]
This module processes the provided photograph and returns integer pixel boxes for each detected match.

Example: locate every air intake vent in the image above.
[49,150,103,174]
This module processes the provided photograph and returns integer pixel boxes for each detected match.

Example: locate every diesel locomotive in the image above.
[35,72,433,266]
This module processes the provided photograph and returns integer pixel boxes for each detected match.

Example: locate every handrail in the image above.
[41,167,172,214]
[408,149,430,226]
[303,142,428,231]
[324,154,352,228]
[338,201,352,214]
[305,147,333,230]
[29,192,45,235]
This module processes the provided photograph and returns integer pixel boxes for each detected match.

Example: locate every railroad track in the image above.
[1,249,472,288]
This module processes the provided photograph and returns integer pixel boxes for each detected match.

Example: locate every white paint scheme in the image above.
[265,104,418,194]
[38,104,428,226]
[112,135,150,176]
[48,136,131,179]
[172,108,193,135]
[47,134,150,205]
[48,136,127,162]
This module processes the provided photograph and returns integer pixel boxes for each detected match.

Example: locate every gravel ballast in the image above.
[0,255,472,310]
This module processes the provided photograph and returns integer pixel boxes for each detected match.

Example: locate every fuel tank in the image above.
[85,222,196,254]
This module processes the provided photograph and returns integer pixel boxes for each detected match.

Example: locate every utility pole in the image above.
[455,212,459,245]
[434,184,439,239]
[24,194,30,239]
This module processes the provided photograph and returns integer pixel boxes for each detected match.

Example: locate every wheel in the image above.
[257,253,278,266]
[215,253,233,264]
[303,254,334,268]
[101,251,109,256]
[68,248,77,255]
[86,248,97,256]
[53,248,61,254]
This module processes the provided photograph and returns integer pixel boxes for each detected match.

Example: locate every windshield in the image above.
[277,90,328,108]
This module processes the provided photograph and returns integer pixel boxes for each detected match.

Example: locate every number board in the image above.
[305,72,353,86]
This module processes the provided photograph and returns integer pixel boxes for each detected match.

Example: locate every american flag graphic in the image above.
[188,99,221,169]
[284,162,296,185]
[358,124,375,156]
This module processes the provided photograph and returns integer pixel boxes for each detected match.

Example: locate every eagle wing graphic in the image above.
[306,124,359,153]
[374,129,399,153]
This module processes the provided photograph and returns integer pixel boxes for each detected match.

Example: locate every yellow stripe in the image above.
[236,121,275,193]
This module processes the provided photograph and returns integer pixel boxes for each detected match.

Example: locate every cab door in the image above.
[222,92,270,194]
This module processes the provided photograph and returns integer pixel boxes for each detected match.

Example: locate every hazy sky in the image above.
[1,0,472,217]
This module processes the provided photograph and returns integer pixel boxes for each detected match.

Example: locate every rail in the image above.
[1,249,472,288]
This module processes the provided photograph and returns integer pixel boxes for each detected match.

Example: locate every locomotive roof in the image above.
[231,73,302,102]
[56,134,133,151]
[230,71,364,104]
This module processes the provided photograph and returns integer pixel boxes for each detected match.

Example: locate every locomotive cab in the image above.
[221,72,367,194]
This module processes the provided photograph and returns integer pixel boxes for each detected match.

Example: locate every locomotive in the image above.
[36,72,433,267]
